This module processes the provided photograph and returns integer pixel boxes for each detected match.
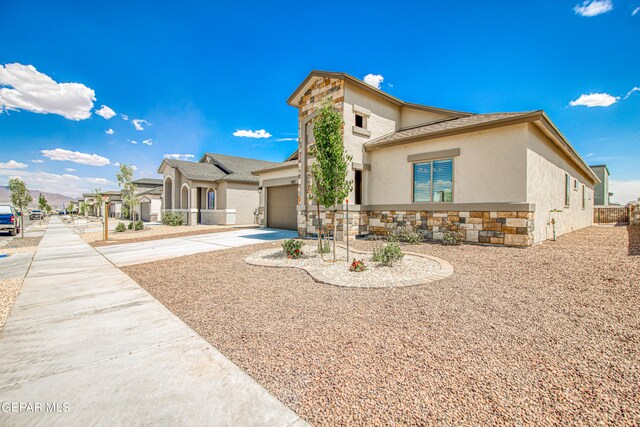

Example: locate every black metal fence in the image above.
[594,207,630,224]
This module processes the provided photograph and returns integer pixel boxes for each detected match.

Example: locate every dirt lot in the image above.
[0,236,43,255]
[123,226,640,426]
[81,223,254,247]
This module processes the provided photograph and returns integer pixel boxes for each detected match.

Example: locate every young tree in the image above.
[311,99,353,261]
[9,178,33,238]
[93,188,104,220]
[67,200,75,217]
[116,164,139,221]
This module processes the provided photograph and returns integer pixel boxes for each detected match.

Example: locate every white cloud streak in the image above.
[142,139,153,146]
[277,137,298,142]
[232,129,271,138]
[624,87,640,99]
[105,128,114,135]
[573,0,613,16]
[0,160,28,169]
[132,118,150,130]
[41,148,110,166]
[632,6,639,15]
[121,114,128,120]
[31,159,44,163]
[95,105,116,119]
[0,168,113,197]
[163,154,195,161]
[363,74,384,89]
[569,92,619,107]
[0,63,96,120]
[64,168,76,172]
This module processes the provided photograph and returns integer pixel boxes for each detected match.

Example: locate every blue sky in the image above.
[1,0,639,202]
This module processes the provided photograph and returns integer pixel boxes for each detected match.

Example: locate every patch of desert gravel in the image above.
[0,236,42,256]
[0,278,23,331]
[123,226,640,426]
[85,224,254,247]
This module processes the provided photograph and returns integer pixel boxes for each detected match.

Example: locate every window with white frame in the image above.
[413,159,453,202]
[207,189,216,209]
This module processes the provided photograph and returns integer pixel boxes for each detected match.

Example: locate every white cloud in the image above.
[574,0,613,16]
[95,105,116,119]
[142,138,153,146]
[233,129,271,138]
[64,167,76,172]
[129,140,137,144]
[41,148,110,166]
[585,152,595,158]
[277,137,298,142]
[121,114,128,120]
[609,180,640,204]
[569,93,619,107]
[624,86,640,99]
[163,153,195,161]
[105,128,114,135]
[132,118,150,130]
[632,6,639,15]
[363,74,384,89]
[0,160,28,169]
[31,159,44,163]
[0,168,113,197]
[0,63,95,120]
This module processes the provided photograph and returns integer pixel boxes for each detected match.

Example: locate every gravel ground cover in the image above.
[123,226,640,426]
[0,236,42,256]
[245,244,448,288]
[78,223,254,246]
[0,278,23,331]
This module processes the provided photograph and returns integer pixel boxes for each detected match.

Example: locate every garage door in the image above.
[267,185,297,230]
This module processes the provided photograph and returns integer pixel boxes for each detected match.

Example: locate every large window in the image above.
[207,189,216,209]
[565,174,570,207]
[582,184,586,210]
[413,159,453,202]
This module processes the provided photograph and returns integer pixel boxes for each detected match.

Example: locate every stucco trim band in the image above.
[407,148,460,163]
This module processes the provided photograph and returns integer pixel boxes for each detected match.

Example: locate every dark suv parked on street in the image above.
[0,203,21,236]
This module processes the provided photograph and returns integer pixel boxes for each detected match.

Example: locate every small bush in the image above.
[127,221,133,230]
[372,242,404,266]
[115,222,126,233]
[282,239,304,259]
[134,221,144,231]
[442,221,461,246]
[162,212,184,226]
[349,259,367,272]
[318,240,330,254]
[388,225,423,244]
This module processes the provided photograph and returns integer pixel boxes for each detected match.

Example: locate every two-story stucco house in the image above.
[254,70,599,246]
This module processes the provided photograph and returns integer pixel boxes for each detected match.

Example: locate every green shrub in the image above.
[372,242,404,266]
[318,240,330,254]
[442,221,461,246]
[162,212,184,226]
[282,239,304,259]
[134,221,144,231]
[127,221,133,230]
[115,222,126,233]
[388,225,423,244]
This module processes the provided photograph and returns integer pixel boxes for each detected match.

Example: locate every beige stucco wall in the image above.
[367,124,529,205]
[225,181,259,224]
[399,106,452,129]
[526,124,594,243]
[256,166,298,208]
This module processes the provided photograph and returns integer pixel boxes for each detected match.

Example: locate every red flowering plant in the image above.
[282,239,304,259]
[349,259,367,272]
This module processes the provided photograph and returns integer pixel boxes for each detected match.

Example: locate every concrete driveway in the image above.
[96,228,297,266]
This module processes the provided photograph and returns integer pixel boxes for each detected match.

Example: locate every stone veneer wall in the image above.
[298,208,535,247]
[295,77,345,233]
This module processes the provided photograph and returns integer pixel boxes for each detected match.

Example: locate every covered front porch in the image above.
[161,175,236,226]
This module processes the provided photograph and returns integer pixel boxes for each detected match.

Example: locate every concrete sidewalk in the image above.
[0,217,307,426]
[96,227,297,266]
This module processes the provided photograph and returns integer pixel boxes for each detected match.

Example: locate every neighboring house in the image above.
[254,70,600,246]
[158,153,280,225]
[132,178,163,222]
[81,193,102,217]
[590,165,612,206]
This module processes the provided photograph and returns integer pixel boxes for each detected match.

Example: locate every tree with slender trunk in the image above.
[117,163,139,222]
[93,188,103,221]
[9,178,33,238]
[311,99,353,261]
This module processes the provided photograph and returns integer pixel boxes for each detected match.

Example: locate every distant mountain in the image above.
[0,186,78,210]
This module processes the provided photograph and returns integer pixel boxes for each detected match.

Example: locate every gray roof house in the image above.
[158,152,280,225]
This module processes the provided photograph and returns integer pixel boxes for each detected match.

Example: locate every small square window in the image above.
[355,114,364,128]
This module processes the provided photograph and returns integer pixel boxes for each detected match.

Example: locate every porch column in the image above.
[189,186,198,225]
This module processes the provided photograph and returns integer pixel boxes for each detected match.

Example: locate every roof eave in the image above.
[251,161,298,175]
